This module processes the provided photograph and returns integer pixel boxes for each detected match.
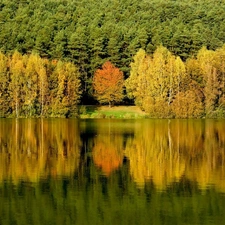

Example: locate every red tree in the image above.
[93,61,124,106]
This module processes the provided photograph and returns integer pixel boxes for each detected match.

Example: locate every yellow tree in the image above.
[170,56,194,117]
[197,47,219,116]
[215,45,225,108]
[24,53,39,117]
[0,52,9,117]
[65,62,81,116]
[35,57,48,117]
[126,47,187,117]
[171,56,186,102]
[9,51,25,118]
[150,46,170,101]
[53,61,81,117]
[93,61,124,106]
[144,46,175,117]
[125,49,151,108]
[171,90,204,118]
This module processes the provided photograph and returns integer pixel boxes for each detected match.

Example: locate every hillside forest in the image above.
[1,0,225,118]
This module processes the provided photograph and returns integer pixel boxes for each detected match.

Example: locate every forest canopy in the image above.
[1,0,225,76]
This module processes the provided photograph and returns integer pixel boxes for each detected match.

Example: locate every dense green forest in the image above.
[1,0,225,118]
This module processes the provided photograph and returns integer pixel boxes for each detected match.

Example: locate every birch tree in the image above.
[0,52,9,117]
[9,51,25,118]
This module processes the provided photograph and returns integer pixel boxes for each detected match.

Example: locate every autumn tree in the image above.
[125,49,151,107]
[52,61,81,117]
[197,47,219,116]
[0,52,9,117]
[171,90,204,118]
[23,54,39,117]
[36,58,48,117]
[126,47,187,117]
[214,45,225,112]
[93,61,124,106]
[9,51,25,118]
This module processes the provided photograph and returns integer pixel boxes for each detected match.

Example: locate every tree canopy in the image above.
[1,0,225,102]
[0,52,81,118]
[93,61,124,106]
[126,46,225,118]
[1,0,225,117]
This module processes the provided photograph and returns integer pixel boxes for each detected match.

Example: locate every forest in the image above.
[1,0,225,118]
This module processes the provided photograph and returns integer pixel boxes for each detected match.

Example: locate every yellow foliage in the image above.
[171,90,204,118]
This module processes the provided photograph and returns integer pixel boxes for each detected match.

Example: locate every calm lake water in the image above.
[0,118,225,225]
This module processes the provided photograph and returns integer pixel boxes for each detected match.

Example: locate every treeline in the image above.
[0,52,81,117]
[1,0,225,101]
[126,45,225,118]
[1,45,225,118]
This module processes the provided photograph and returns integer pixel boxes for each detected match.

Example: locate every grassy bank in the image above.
[78,105,148,119]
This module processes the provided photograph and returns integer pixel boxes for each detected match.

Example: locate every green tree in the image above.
[68,25,89,97]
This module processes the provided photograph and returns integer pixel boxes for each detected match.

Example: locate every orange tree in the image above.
[93,61,124,106]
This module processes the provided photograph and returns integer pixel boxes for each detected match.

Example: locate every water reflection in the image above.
[124,119,225,192]
[0,119,81,183]
[0,119,225,192]
[0,119,225,225]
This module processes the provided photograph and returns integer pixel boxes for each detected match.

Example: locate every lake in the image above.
[0,118,225,225]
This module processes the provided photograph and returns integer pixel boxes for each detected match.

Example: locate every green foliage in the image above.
[1,0,225,117]
[1,0,225,101]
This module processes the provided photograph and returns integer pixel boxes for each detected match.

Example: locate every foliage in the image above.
[127,45,225,118]
[0,52,81,118]
[93,61,124,106]
[1,0,225,101]
[1,0,225,117]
